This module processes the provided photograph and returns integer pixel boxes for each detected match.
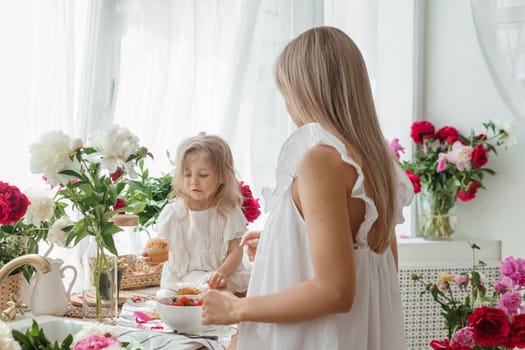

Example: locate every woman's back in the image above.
[237,123,412,349]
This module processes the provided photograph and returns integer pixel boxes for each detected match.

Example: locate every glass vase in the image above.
[418,185,458,240]
[80,236,119,324]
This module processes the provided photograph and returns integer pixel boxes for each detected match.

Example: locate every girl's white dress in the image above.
[237,123,413,350]
[155,198,251,295]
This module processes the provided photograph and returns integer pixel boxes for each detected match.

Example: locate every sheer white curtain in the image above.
[111,0,321,200]
[0,1,87,189]
[471,0,525,132]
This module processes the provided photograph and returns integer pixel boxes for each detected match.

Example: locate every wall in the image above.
[422,0,525,258]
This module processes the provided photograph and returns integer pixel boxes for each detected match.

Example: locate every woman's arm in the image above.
[203,145,357,324]
[208,237,244,289]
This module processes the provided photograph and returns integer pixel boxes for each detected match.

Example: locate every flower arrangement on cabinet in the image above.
[411,243,525,349]
[389,119,516,240]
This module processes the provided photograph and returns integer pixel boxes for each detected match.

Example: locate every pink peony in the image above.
[453,274,469,287]
[388,138,405,160]
[500,256,525,287]
[445,141,472,171]
[453,326,475,348]
[494,276,515,293]
[437,153,447,173]
[497,291,523,316]
[72,334,121,350]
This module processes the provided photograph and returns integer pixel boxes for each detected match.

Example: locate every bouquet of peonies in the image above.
[412,243,525,349]
[29,125,151,322]
[390,119,515,239]
[0,181,55,279]
[29,125,150,254]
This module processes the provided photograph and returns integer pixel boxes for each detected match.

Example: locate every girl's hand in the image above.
[141,252,158,266]
[207,271,227,289]
[201,289,240,325]
[240,230,261,261]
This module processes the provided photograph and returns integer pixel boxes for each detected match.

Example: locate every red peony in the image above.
[456,182,481,202]
[405,170,421,194]
[475,133,488,141]
[468,306,511,346]
[510,314,525,348]
[471,145,488,168]
[239,181,261,224]
[436,126,461,145]
[110,167,123,182]
[113,198,126,212]
[410,121,436,144]
[0,181,31,225]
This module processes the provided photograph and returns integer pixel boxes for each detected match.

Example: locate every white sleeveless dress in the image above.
[237,123,413,350]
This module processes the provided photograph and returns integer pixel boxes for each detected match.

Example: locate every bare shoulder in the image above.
[296,144,357,184]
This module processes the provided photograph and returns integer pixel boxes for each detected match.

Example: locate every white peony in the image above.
[0,320,21,350]
[23,187,54,226]
[69,138,83,152]
[48,216,74,247]
[30,130,80,186]
[88,125,140,173]
[493,119,518,146]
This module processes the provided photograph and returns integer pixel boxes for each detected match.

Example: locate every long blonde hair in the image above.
[172,133,242,216]
[275,26,397,252]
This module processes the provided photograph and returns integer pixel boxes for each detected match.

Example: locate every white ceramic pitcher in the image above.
[31,257,77,316]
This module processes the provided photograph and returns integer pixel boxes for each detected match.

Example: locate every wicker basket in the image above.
[119,254,163,290]
[0,272,22,310]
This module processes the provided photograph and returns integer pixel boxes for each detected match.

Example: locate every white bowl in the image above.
[157,296,206,332]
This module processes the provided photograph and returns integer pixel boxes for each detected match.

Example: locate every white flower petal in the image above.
[23,187,54,226]
[30,130,80,185]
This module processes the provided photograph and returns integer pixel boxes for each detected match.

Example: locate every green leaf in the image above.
[102,232,118,256]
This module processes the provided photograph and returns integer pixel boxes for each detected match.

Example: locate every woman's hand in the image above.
[207,271,227,289]
[201,289,240,325]
[240,230,261,261]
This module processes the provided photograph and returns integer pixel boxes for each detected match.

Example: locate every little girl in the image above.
[150,133,251,298]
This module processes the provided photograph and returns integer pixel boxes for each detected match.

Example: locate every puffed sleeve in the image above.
[394,163,414,225]
[154,198,187,239]
[223,206,248,242]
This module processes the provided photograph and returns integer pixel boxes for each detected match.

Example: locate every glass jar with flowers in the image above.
[29,125,150,324]
[390,119,515,240]
[412,243,525,349]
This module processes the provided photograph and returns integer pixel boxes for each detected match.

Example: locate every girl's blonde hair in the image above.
[275,26,397,253]
[172,133,242,216]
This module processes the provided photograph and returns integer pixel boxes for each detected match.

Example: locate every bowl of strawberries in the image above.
[157,295,206,332]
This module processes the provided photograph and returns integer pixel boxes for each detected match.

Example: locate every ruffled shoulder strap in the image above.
[262,122,378,249]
